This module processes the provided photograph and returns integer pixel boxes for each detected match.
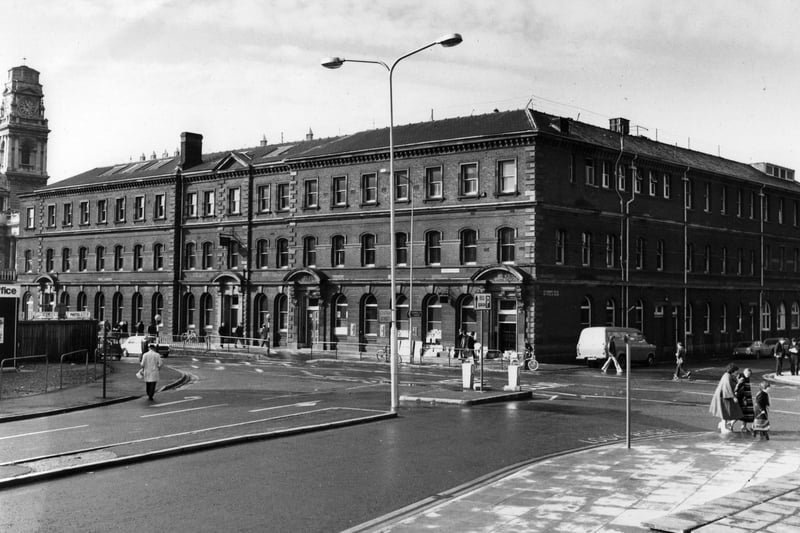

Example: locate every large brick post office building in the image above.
[15,102,800,362]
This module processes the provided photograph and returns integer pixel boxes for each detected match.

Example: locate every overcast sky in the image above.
[2,0,799,182]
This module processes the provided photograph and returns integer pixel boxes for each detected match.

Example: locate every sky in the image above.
[2,0,800,182]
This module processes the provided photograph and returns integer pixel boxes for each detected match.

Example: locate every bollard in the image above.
[504,360,521,391]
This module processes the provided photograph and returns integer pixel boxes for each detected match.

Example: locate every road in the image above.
[0,354,796,532]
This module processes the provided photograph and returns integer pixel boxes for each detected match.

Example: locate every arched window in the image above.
[633,299,644,330]
[202,241,214,269]
[605,299,617,326]
[703,303,711,334]
[720,304,728,333]
[276,238,289,268]
[199,293,213,335]
[737,304,744,332]
[331,235,345,267]
[332,294,348,337]
[96,246,106,271]
[303,236,317,267]
[777,302,787,330]
[498,227,515,263]
[460,229,477,265]
[59,291,70,310]
[256,239,268,269]
[396,294,409,339]
[78,247,88,271]
[425,231,442,265]
[185,242,196,270]
[45,248,54,272]
[254,293,269,330]
[77,291,87,312]
[761,301,772,332]
[361,294,378,337]
[580,296,592,327]
[152,292,164,323]
[424,294,442,343]
[685,303,693,335]
[153,243,164,270]
[112,292,124,325]
[94,292,105,321]
[61,248,71,272]
[792,302,800,330]
[182,292,195,332]
[361,234,376,266]
[131,292,143,324]
[133,244,144,271]
[275,293,288,332]
[460,295,476,336]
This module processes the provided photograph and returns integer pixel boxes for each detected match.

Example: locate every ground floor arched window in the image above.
[605,298,617,326]
[761,301,772,332]
[112,292,124,325]
[199,293,213,336]
[580,296,592,328]
[332,294,348,338]
[361,294,378,339]
[95,292,106,321]
[152,292,164,323]
[132,292,143,324]
[424,294,442,343]
[459,295,476,337]
[22,292,33,320]
[181,292,195,333]
[275,294,288,337]
[396,294,409,339]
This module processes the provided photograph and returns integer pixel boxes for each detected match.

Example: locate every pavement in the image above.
[2,351,800,532]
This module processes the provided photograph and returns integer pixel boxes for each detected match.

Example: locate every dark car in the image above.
[96,332,123,360]
[732,340,768,359]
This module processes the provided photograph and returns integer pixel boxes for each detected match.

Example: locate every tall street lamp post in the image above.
[322,33,462,411]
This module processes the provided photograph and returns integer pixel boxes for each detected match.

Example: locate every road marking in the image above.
[141,404,228,418]
[249,401,321,413]
[0,425,89,441]
[150,396,202,408]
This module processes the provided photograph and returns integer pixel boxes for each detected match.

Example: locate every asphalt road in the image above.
[0,354,796,532]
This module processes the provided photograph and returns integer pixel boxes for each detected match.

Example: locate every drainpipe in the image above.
[759,185,765,341]
[624,155,637,328]
[682,167,690,349]
[614,136,625,325]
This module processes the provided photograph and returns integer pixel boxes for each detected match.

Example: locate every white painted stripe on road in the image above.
[140,404,228,418]
[249,401,320,413]
[150,396,202,408]
[255,368,264,373]
[0,425,89,441]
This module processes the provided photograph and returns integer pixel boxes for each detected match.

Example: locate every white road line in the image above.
[0,425,89,441]
[150,396,202,408]
[249,400,321,413]
[141,404,228,418]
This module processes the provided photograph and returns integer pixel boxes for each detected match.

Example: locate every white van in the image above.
[576,327,656,367]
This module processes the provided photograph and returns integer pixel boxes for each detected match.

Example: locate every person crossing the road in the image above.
[673,342,691,381]
[601,336,623,375]
[140,343,163,401]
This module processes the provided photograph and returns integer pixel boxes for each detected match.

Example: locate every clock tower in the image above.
[0,65,49,209]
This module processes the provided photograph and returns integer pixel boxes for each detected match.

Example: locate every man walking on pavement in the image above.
[140,342,163,401]
[774,338,787,376]
[602,336,623,374]
[789,338,799,376]
[673,341,691,381]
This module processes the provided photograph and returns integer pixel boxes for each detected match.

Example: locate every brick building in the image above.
[16,108,800,362]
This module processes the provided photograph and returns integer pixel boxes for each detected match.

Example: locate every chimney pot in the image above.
[305,128,314,141]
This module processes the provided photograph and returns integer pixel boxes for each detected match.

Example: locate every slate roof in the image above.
[37,108,794,193]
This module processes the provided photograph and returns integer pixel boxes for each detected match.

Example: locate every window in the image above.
[24,250,32,272]
[498,160,517,194]
[749,191,756,219]
[721,304,728,333]
[648,171,657,196]
[77,292,87,312]
[276,238,289,268]
[361,173,377,204]
[425,295,442,342]
[580,232,592,266]
[397,295,410,338]
[134,196,145,221]
[685,178,693,209]
[256,239,268,269]
[79,201,89,225]
[617,164,627,191]
[763,193,770,222]
[737,189,743,217]
[580,296,592,327]
[61,248,71,272]
[584,158,595,186]
[332,176,347,206]
[303,236,317,267]
[704,182,711,212]
[395,170,409,201]
[228,188,241,214]
[226,241,239,269]
[703,303,711,334]
[721,246,728,274]
[333,294,348,336]
[62,203,73,226]
[601,161,611,189]
[277,184,290,211]
[276,294,288,332]
[459,296,476,338]
[425,231,441,265]
[133,244,143,270]
[153,243,164,270]
[304,180,318,208]
[635,237,645,270]
[750,249,756,276]
[96,246,106,271]
[460,229,477,265]
[362,295,378,337]
[186,192,198,217]
[361,234,376,266]
[605,299,617,326]
[792,302,800,330]
[663,174,671,199]
[720,186,728,215]
[459,163,479,196]
[498,228,515,263]
[778,198,785,224]
[115,198,126,222]
[45,248,54,272]
[686,243,694,272]
[795,200,800,227]
[634,169,642,194]
[78,247,88,271]
[203,191,215,216]
[396,232,408,265]
[332,235,345,267]
[95,292,106,321]
[202,242,213,269]
[737,304,744,333]
[632,299,644,330]
[555,229,566,265]
[185,242,196,269]
[606,234,618,268]
[656,240,665,271]
[703,244,711,273]
[737,248,744,275]
[132,292,143,324]
[114,245,124,271]
[778,302,787,330]
[425,167,443,199]
[257,186,270,213]
[154,194,166,219]
[761,301,771,331]
[46,205,55,227]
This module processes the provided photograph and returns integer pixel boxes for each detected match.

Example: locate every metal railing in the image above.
[0,354,48,400]
[60,349,90,390]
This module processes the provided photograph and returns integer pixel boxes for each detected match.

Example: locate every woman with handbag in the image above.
[708,363,744,433]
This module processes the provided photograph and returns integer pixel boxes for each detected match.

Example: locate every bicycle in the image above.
[376,345,390,362]
[521,343,539,371]
[181,330,198,343]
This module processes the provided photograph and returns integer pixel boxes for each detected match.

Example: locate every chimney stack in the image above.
[610,117,630,135]
[180,132,203,169]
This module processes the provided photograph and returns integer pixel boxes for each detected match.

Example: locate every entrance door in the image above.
[298,295,319,348]
[497,299,518,352]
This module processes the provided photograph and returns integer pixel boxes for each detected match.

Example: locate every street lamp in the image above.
[322,33,462,412]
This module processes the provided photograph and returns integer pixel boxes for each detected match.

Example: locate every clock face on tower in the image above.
[17,97,38,117]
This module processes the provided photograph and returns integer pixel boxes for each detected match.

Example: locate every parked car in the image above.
[732,340,769,359]
[576,327,657,367]
[96,332,123,360]
[762,337,789,358]
[121,335,170,359]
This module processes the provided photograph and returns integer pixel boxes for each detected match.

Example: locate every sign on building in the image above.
[474,293,491,310]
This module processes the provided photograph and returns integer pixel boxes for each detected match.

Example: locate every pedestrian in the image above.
[773,338,786,376]
[136,320,145,335]
[709,363,744,433]
[259,323,269,347]
[234,324,244,347]
[752,381,771,440]
[735,368,754,433]
[789,338,800,376]
[673,341,691,381]
[147,320,158,340]
[457,329,468,360]
[140,342,163,401]
[218,323,228,348]
[467,332,477,364]
[602,336,623,375]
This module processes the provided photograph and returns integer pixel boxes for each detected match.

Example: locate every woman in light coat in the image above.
[709,363,743,433]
